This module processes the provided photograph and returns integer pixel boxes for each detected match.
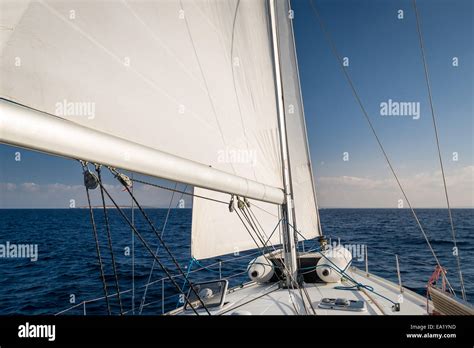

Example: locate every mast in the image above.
[268,0,298,285]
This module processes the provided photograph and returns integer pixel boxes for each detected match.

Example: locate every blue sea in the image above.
[0,208,472,315]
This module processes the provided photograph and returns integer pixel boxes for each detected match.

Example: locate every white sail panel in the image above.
[191,0,319,259]
[189,0,287,259]
[0,0,282,190]
[191,0,321,259]
[191,189,282,260]
[275,0,320,238]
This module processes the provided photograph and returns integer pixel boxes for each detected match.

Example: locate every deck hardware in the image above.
[395,254,403,293]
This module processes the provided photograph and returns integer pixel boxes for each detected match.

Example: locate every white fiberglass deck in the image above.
[171,267,429,316]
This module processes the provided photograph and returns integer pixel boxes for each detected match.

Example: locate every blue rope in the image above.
[192,258,222,274]
[316,249,398,306]
[175,258,196,308]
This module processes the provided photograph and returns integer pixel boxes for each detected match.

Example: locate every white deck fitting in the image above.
[171,267,429,316]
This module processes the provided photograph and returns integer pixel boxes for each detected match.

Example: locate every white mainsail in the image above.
[0,0,319,259]
[0,0,283,200]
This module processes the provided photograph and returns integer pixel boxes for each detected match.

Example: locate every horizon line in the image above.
[0,207,472,210]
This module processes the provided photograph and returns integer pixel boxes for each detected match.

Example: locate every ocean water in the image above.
[0,208,472,315]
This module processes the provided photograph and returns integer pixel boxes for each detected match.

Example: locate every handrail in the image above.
[56,236,460,315]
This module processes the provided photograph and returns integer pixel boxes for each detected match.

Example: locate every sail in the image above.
[188,0,286,259]
[275,0,320,238]
[191,0,320,259]
[191,189,283,259]
[0,0,319,260]
[0,0,283,199]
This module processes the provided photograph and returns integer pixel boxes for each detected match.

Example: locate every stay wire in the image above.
[95,165,124,315]
[308,0,453,291]
[130,178,228,205]
[243,203,273,245]
[412,0,466,300]
[246,203,313,314]
[139,182,184,314]
[80,161,111,315]
[112,170,211,315]
[233,207,299,314]
[94,177,202,316]
[133,176,301,312]
[235,204,312,314]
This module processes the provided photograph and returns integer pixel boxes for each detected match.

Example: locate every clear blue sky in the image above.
[0,0,472,208]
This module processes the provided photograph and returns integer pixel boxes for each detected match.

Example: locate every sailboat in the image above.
[0,0,471,316]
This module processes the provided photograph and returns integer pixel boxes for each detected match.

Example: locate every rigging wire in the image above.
[125,172,314,313]
[55,249,265,315]
[239,205,273,253]
[251,202,309,242]
[92,176,203,316]
[130,177,312,245]
[239,199,310,313]
[80,161,112,315]
[109,168,211,315]
[131,172,135,315]
[130,178,304,257]
[263,217,284,248]
[236,201,315,314]
[131,175,310,313]
[132,177,313,249]
[308,0,455,292]
[130,178,229,205]
[95,165,124,315]
[139,182,185,314]
[243,200,274,245]
[412,0,466,300]
[233,207,301,314]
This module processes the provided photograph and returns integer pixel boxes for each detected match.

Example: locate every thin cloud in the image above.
[1,166,472,208]
[316,165,474,208]
[0,181,192,208]
[20,182,40,192]
[0,183,17,191]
